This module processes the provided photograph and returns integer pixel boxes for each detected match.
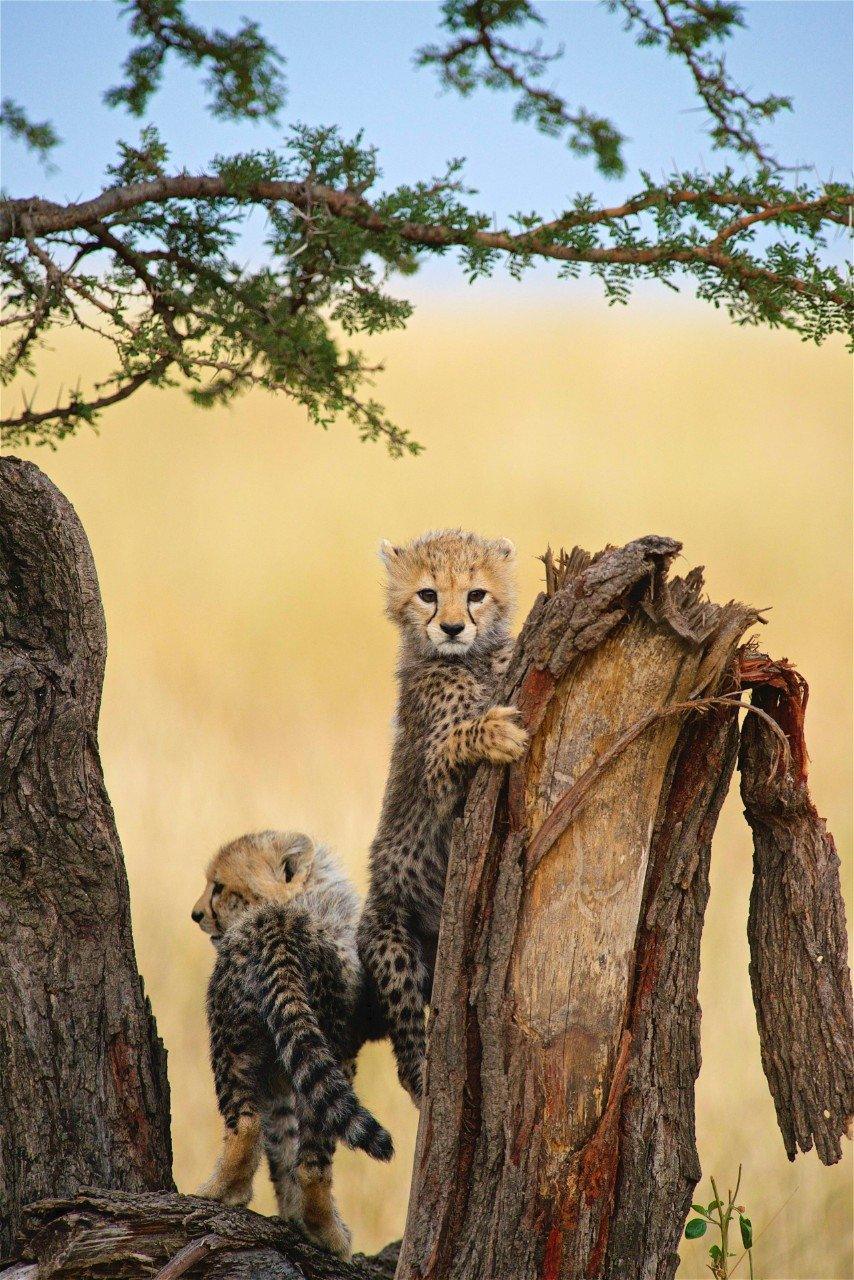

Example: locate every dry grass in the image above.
[9,296,852,1278]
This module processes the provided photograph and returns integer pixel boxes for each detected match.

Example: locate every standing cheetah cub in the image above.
[192,830,392,1257]
[357,529,528,1104]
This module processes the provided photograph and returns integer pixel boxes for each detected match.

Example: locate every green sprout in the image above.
[684,1165,755,1280]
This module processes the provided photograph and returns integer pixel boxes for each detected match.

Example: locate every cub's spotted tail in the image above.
[337,1096,394,1161]
[251,928,393,1162]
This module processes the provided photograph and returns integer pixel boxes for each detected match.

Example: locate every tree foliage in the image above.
[1,0,851,451]
[0,99,61,167]
[104,0,286,120]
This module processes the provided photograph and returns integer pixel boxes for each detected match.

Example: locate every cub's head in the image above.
[380,529,515,658]
[191,830,316,939]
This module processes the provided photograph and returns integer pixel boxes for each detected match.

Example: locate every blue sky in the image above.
[2,1,851,290]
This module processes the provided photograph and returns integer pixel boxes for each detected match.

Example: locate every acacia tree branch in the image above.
[1,357,174,431]
[0,97,61,165]
[3,2,849,452]
[2,142,851,447]
[3,177,850,304]
[418,0,625,176]
[612,0,792,168]
[105,0,286,120]
[422,0,794,175]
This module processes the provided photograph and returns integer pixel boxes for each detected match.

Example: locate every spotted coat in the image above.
[357,530,526,1103]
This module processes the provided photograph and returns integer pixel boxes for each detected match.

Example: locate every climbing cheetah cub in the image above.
[192,830,392,1258]
[357,529,528,1104]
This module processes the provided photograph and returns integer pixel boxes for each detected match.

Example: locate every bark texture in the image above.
[10,1191,399,1280]
[739,654,854,1165]
[396,537,760,1280]
[0,457,173,1257]
[603,706,741,1280]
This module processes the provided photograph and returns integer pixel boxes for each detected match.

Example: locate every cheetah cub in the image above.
[357,529,528,1104]
[192,830,392,1257]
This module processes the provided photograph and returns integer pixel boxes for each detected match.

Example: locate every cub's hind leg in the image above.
[261,1083,301,1223]
[358,901,429,1106]
[297,1120,351,1258]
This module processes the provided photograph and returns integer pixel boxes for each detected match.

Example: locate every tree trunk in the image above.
[396,538,761,1280]
[0,458,173,1257]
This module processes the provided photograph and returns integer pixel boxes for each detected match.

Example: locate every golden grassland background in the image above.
[8,296,852,1278]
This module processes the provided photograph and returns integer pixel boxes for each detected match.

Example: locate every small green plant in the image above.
[684,1165,755,1279]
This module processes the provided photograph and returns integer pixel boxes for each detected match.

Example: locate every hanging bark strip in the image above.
[739,653,854,1165]
[0,458,173,1257]
[396,536,761,1280]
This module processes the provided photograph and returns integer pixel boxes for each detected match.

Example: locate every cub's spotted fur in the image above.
[357,530,527,1103]
[193,830,391,1257]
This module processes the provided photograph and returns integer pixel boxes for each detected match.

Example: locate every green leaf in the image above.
[685,1218,708,1239]
[708,1199,723,1213]
[739,1215,753,1249]
[710,1245,723,1262]
[691,1204,708,1216]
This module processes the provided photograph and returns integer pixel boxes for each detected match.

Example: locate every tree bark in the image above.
[739,655,854,1165]
[0,457,173,1257]
[396,538,762,1280]
[10,1191,399,1280]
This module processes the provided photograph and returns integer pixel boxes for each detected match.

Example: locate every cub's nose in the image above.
[191,909,204,923]
[440,622,465,637]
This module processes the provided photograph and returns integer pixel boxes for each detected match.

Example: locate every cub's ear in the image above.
[495,538,516,560]
[379,539,402,569]
[278,831,315,887]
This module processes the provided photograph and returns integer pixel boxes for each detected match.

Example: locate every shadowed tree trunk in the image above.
[2,467,851,1280]
[0,457,173,1256]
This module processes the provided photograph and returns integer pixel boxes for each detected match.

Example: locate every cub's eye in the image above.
[417,588,437,604]
[468,589,487,604]
[212,881,224,895]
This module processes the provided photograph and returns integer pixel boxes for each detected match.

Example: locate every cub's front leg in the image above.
[441,705,529,771]
[463,704,528,764]
[424,704,528,805]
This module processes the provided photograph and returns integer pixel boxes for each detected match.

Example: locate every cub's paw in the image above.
[478,705,528,764]
[304,1213,352,1259]
[300,1194,353,1259]
[196,1174,253,1207]
[399,1061,424,1111]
